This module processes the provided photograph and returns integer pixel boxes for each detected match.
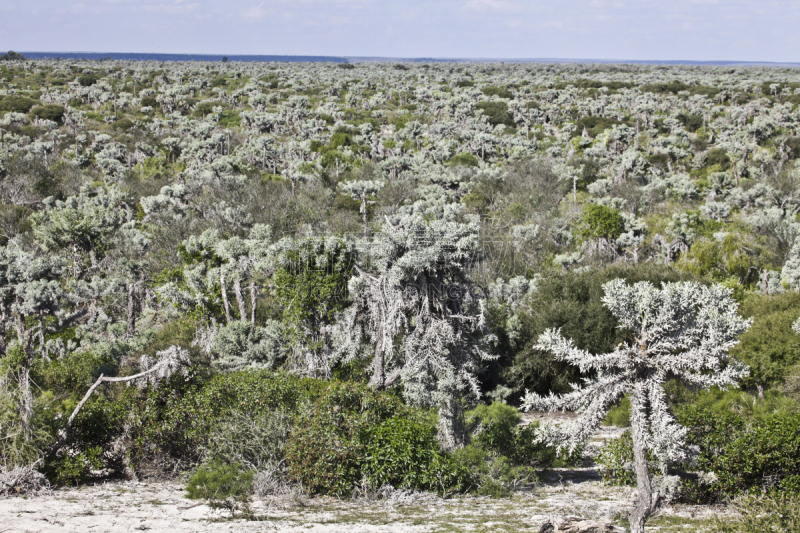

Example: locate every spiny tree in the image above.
[522,279,751,533]
[330,215,495,448]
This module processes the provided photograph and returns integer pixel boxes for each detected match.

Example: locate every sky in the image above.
[1,0,799,62]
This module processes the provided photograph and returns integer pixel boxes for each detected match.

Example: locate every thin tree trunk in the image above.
[126,283,136,337]
[220,271,232,324]
[233,278,247,321]
[249,282,257,326]
[629,384,656,533]
[0,314,6,356]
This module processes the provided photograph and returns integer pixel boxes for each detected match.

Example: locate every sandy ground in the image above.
[0,469,730,533]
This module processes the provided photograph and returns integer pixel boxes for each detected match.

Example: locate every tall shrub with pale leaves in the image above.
[522,279,751,533]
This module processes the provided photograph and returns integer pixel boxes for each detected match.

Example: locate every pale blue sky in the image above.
[1,0,798,62]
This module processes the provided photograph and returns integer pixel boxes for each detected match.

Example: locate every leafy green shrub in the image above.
[0,95,38,113]
[185,460,253,515]
[126,371,315,474]
[284,382,405,495]
[577,204,626,241]
[710,492,800,533]
[482,86,513,99]
[677,407,800,501]
[451,445,536,497]
[361,416,472,494]
[78,74,98,87]
[574,116,629,138]
[30,104,65,124]
[449,152,480,167]
[475,101,514,127]
[712,413,800,493]
[46,446,105,486]
[140,96,158,108]
[729,292,800,393]
[705,148,731,170]
[43,395,129,485]
[193,100,224,118]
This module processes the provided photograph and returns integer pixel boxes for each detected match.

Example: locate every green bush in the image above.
[0,95,38,113]
[712,413,800,494]
[678,407,800,501]
[284,382,406,495]
[30,104,65,124]
[185,460,253,515]
[603,395,631,427]
[475,101,515,127]
[140,96,158,108]
[578,204,626,241]
[451,445,536,497]
[361,416,472,493]
[449,152,480,167]
[482,86,513,99]
[500,264,699,399]
[729,292,800,393]
[78,74,98,87]
[710,492,800,533]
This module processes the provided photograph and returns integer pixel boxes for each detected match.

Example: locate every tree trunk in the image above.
[249,281,257,326]
[126,283,136,337]
[0,316,6,356]
[233,278,247,321]
[220,271,232,324]
[629,385,656,533]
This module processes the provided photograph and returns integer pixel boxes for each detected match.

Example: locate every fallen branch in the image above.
[48,346,190,458]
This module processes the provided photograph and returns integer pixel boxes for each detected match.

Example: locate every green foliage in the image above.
[705,148,731,170]
[449,152,480,167]
[574,116,628,138]
[273,238,354,356]
[0,95,38,113]
[677,113,703,132]
[475,101,515,127]
[284,382,406,495]
[730,292,800,392]
[677,234,770,286]
[210,76,227,88]
[710,492,800,533]
[78,73,98,87]
[481,86,513,99]
[711,413,800,494]
[641,81,720,98]
[604,395,631,427]
[500,265,699,398]
[678,406,800,500]
[577,204,626,241]
[140,96,158,108]
[44,397,128,485]
[0,51,24,61]
[361,416,472,493]
[113,117,133,131]
[193,100,224,118]
[30,104,65,124]
[596,431,638,485]
[185,460,253,514]
[126,371,314,472]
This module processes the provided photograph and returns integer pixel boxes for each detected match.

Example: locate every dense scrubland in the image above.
[1,56,799,531]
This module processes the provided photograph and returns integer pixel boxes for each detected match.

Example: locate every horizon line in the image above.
[9,51,800,66]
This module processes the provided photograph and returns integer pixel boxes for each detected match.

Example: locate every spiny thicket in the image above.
[0,58,798,530]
